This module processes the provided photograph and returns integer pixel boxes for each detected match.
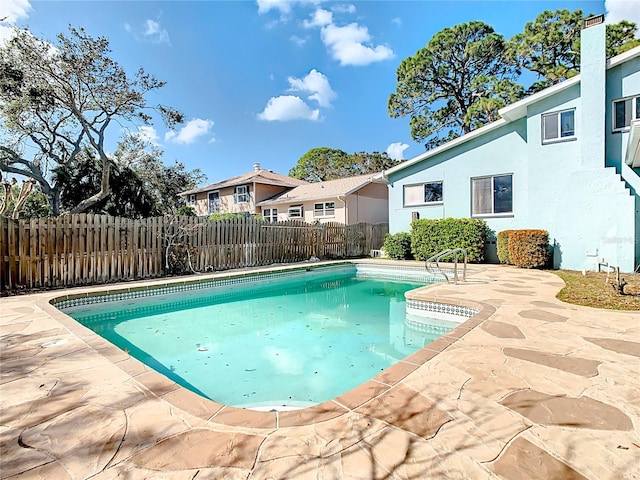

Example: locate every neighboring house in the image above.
[180,163,308,217]
[376,16,640,273]
[257,174,389,225]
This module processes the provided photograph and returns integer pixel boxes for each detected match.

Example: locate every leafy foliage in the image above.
[382,232,412,260]
[57,138,204,218]
[208,212,249,221]
[0,182,52,219]
[389,11,640,145]
[507,229,550,268]
[410,218,489,263]
[388,21,522,149]
[497,230,516,264]
[0,26,183,215]
[289,148,402,182]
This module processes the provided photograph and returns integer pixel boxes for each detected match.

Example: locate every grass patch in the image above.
[552,270,640,311]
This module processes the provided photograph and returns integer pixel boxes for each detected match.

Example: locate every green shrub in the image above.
[175,205,196,217]
[508,229,550,268]
[208,212,247,221]
[497,230,516,264]
[410,218,489,263]
[382,232,412,260]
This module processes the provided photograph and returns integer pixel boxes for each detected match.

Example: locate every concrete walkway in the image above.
[1,262,639,479]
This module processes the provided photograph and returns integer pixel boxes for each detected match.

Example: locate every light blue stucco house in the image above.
[377,17,640,273]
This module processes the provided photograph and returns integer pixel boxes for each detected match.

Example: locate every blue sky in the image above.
[1,0,639,187]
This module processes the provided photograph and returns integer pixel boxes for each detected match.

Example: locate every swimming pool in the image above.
[59,264,475,410]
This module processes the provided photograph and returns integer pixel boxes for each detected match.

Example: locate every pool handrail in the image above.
[425,248,468,284]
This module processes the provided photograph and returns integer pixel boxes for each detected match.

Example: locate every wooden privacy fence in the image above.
[0,214,388,292]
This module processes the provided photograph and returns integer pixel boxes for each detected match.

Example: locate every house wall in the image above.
[345,183,389,224]
[191,184,255,216]
[387,29,639,272]
[264,184,388,225]
[605,55,640,173]
[268,199,347,224]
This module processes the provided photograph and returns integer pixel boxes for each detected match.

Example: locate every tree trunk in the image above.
[69,161,111,214]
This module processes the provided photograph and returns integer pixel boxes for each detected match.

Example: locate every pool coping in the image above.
[37,259,495,430]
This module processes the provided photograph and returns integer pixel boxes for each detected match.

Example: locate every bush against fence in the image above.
[0,215,388,292]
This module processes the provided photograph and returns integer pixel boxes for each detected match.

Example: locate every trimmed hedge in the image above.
[507,229,550,268]
[382,232,412,260]
[410,218,489,263]
[497,230,515,264]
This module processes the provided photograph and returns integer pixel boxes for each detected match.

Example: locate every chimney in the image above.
[253,162,261,172]
[580,14,606,168]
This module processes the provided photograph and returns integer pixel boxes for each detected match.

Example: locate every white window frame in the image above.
[288,205,303,219]
[263,208,278,222]
[208,191,220,213]
[612,95,640,132]
[313,202,335,217]
[234,185,249,204]
[542,109,576,143]
[471,174,513,217]
[188,194,196,206]
[403,181,443,206]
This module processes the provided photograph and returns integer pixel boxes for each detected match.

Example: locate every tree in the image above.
[288,148,403,182]
[57,137,205,218]
[0,26,183,215]
[289,148,351,182]
[510,10,640,93]
[388,21,522,150]
[606,20,640,57]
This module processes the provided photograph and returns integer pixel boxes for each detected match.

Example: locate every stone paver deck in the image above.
[1,261,639,479]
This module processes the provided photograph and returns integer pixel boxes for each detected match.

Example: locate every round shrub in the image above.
[382,232,412,260]
[508,229,550,268]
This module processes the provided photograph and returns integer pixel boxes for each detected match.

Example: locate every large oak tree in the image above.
[0,26,183,215]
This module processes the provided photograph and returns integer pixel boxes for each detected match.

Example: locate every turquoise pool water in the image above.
[64,267,457,409]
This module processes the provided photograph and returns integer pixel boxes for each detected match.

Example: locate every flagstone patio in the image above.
[1,262,639,479]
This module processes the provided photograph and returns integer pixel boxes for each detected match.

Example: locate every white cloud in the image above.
[0,0,31,44]
[321,22,394,66]
[125,17,170,45]
[165,118,214,144]
[302,8,333,28]
[256,0,293,15]
[258,95,320,121]
[331,4,356,14]
[0,0,31,23]
[605,0,640,29]
[290,34,308,46]
[386,142,409,160]
[257,0,320,15]
[287,69,336,108]
[143,19,170,44]
[302,7,394,66]
[391,17,402,27]
[137,126,160,145]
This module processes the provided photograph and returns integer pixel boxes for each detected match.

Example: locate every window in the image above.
[234,185,249,204]
[314,202,335,217]
[542,109,575,142]
[263,208,278,222]
[404,182,443,206]
[208,192,220,213]
[188,194,196,206]
[613,96,640,131]
[288,205,303,218]
[471,174,513,216]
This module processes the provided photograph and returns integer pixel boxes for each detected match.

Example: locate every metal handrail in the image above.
[425,248,467,284]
